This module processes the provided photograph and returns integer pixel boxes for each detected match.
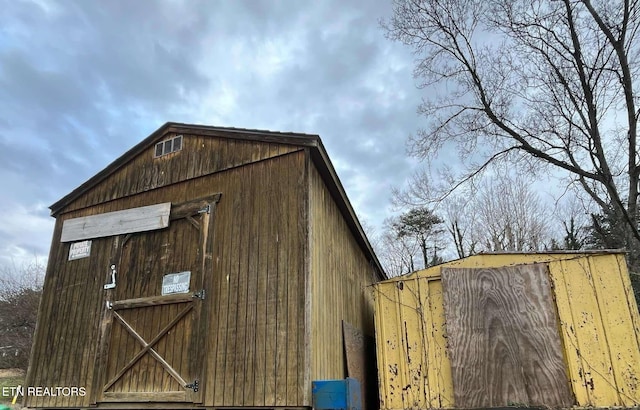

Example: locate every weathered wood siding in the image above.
[61,132,299,214]
[26,222,110,408]
[27,135,308,408]
[308,159,377,393]
[205,150,307,408]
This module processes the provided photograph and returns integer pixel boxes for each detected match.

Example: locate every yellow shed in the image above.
[372,251,640,409]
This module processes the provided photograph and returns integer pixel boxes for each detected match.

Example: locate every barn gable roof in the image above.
[50,122,385,279]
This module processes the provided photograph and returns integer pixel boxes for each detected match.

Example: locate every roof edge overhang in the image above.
[308,138,387,280]
[50,122,387,280]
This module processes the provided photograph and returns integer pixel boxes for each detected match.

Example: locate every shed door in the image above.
[96,195,219,404]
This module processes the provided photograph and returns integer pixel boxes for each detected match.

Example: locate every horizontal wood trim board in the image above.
[61,203,171,242]
[170,193,222,220]
[111,293,196,310]
[102,391,187,402]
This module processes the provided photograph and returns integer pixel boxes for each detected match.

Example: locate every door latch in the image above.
[185,380,199,392]
[104,264,117,290]
[198,204,210,214]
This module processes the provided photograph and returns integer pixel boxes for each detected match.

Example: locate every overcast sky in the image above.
[0,0,431,270]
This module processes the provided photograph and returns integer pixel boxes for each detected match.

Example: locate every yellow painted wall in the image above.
[372,252,640,409]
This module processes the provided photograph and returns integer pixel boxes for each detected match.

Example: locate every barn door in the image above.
[96,195,219,404]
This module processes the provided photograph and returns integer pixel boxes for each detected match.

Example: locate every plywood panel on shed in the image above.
[343,321,377,410]
[441,264,573,408]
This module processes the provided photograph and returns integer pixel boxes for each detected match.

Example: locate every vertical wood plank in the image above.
[243,172,259,406]
[275,158,291,406]
[588,255,640,405]
[547,259,588,405]
[424,279,454,408]
[287,151,304,406]
[233,164,251,405]
[372,281,403,410]
[264,174,279,406]
[406,278,428,409]
[253,160,271,406]
[222,174,242,406]
[211,175,233,407]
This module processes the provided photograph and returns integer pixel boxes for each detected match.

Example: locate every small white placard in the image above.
[69,240,92,260]
[162,271,191,295]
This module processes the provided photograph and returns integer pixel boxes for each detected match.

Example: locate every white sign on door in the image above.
[162,271,191,295]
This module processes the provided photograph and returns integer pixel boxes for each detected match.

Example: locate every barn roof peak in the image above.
[50,122,386,279]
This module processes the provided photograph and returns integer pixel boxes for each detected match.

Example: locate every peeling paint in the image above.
[373,252,640,409]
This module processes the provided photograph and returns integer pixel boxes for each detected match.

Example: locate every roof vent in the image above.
[154,135,183,158]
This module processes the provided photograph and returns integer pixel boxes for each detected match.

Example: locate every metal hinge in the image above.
[185,380,199,392]
[198,204,210,214]
[193,289,205,300]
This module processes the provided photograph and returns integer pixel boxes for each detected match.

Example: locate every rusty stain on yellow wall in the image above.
[372,252,640,409]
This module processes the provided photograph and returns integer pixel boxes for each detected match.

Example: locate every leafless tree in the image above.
[474,175,551,251]
[0,261,44,370]
[436,172,553,254]
[442,193,478,258]
[376,225,421,277]
[384,0,640,263]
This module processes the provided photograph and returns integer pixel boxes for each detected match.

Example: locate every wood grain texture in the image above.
[441,264,573,408]
[29,129,379,409]
[343,321,377,410]
[308,161,378,406]
[205,151,307,407]
[101,392,186,402]
[59,134,300,214]
[110,293,196,310]
[61,203,171,242]
[100,217,199,401]
[24,221,110,408]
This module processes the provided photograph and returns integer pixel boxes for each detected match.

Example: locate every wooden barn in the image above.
[25,122,384,409]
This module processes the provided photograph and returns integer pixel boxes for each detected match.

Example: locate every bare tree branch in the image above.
[385,0,640,264]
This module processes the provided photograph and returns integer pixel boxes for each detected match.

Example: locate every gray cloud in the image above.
[0,0,426,269]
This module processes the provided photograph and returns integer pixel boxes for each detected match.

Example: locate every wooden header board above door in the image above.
[61,203,171,242]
